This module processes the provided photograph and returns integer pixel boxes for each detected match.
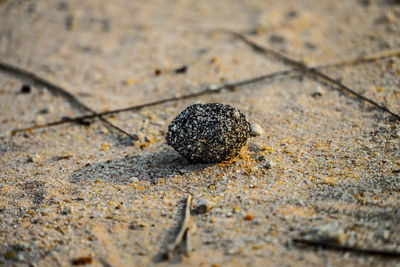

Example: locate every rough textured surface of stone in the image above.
[166,103,250,163]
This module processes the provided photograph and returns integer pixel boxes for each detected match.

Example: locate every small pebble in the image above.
[269,34,285,44]
[382,230,390,240]
[4,251,16,260]
[129,177,139,183]
[257,155,265,162]
[226,245,242,255]
[99,127,109,135]
[194,199,216,214]
[28,154,41,163]
[20,84,31,94]
[244,214,254,221]
[264,160,275,169]
[39,106,54,114]
[144,135,153,142]
[286,10,298,18]
[35,115,45,125]
[62,207,72,215]
[305,42,317,50]
[358,0,371,7]
[311,86,324,97]
[174,65,188,74]
[320,177,337,186]
[129,220,146,230]
[71,257,93,265]
[207,84,219,91]
[92,71,103,82]
[154,69,162,76]
[54,152,72,161]
[16,254,24,261]
[14,242,28,251]
[65,15,75,31]
[142,111,156,120]
[311,221,346,245]
[250,123,264,137]
[131,134,140,141]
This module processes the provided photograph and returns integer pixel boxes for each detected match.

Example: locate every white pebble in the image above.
[99,127,109,134]
[35,115,44,125]
[264,161,275,171]
[382,230,390,240]
[207,84,219,91]
[30,154,41,163]
[129,177,139,183]
[16,254,24,261]
[250,123,264,137]
[311,86,324,97]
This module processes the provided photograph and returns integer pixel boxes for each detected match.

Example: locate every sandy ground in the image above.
[1,0,400,266]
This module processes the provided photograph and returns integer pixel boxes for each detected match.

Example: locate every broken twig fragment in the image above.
[293,238,400,258]
[0,60,137,140]
[162,194,192,259]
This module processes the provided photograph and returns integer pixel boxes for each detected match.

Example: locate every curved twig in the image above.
[228,31,400,121]
[0,60,137,139]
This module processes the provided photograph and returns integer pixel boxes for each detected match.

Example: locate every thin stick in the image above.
[182,228,191,256]
[228,31,400,121]
[10,70,290,134]
[314,49,400,70]
[162,194,192,259]
[0,61,137,140]
[293,238,400,258]
[9,45,400,135]
[0,61,89,111]
[310,69,400,120]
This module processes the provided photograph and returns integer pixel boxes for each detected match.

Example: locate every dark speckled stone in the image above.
[166,103,251,163]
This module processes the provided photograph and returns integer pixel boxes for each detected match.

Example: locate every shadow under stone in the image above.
[70,149,211,184]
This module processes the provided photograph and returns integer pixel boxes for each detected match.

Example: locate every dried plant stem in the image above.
[7,42,400,135]
[0,61,137,139]
[229,31,400,121]
[162,194,192,259]
[294,238,400,258]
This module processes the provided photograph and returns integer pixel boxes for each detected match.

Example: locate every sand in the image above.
[0,0,400,266]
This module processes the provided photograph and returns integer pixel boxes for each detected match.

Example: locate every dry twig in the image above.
[315,49,400,70]
[293,238,400,258]
[10,70,289,134]
[228,31,400,121]
[0,60,137,140]
[10,47,399,135]
[161,194,192,259]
